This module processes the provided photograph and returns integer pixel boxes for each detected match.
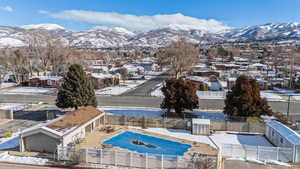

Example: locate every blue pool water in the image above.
[104,109,227,121]
[103,131,191,156]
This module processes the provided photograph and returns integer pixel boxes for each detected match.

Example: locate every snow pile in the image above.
[0,152,48,165]
[21,24,64,30]
[0,82,16,89]
[150,84,163,97]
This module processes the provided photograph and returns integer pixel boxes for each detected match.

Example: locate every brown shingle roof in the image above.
[47,106,103,131]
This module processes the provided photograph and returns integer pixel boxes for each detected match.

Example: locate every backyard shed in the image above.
[266,120,300,162]
[19,106,105,153]
[192,119,210,135]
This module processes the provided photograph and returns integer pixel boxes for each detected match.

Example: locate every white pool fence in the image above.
[57,146,218,169]
[221,144,293,163]
[197,91,226,99]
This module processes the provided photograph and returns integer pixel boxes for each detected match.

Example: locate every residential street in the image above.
[121,73,170,96]
[0,94,300,115]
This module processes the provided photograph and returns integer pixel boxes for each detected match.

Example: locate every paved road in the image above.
[1,94,300,115]
[121,73,170,96]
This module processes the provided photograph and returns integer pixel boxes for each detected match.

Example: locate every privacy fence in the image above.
[105,115,265,133]
[57,146,218,169]
[221,144,293,163]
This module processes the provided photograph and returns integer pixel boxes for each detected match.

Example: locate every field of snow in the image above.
[260,91,282,101]
[210,131,273,148]
[95,80,146,95]
[0,82,16,89]
[2,87,55,95]
[0,152,48,165]
[0,103,33,111]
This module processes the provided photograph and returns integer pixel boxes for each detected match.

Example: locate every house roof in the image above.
[47,106,104,132]
[267,120,300,145]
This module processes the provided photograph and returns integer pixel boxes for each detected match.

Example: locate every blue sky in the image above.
[0,0,299,31]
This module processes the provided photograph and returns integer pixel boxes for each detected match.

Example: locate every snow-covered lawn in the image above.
[210,131,273,148]
[95,80,146,96]
[0,152,48,165]
[0,103,36,111]
[2,87,55,95]
[0,82,16,89]
[150,84,163,97]
[260,91,282,101]
[130,127,216,148]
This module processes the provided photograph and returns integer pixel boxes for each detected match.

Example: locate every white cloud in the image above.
[38,10,49,14]
[46,10,229,33]
[1,6,13,12]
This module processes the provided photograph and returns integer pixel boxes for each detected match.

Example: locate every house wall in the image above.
[23,133,60,153]
[62,115,105,146]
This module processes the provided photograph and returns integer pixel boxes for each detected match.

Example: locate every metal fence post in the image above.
[277,147,280,161]
[145,153,148,169]
[161,154,164,169]
[100,149,102,164]
[257,146,260,160]
[176,156,178,169]
[129,152,132,167]
[85,148,88,163]
[114,150,117,166]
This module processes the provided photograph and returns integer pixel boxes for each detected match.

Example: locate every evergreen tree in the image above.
[224,75,272,117]
[161,78,199,117]
[56,64,97,109]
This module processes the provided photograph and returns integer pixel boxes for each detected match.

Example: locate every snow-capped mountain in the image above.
[0,22,299,48]
[224,22,300,41]
[20,24,65,31]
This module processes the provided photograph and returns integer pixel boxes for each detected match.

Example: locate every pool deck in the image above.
[76,125,218,159]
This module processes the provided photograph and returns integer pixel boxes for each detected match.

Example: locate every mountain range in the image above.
[0,22,300,48]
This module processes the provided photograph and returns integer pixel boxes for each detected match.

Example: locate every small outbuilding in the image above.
[192,119,210,135]
[19,106,105,153]
[266,120,300,162]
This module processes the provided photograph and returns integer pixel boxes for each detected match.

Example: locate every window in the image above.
[280,138,284,144]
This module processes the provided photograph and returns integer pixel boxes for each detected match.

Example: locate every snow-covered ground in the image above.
[150,84,163,97]
[0,152,48,165]
[0,82,16,89]
[260,91,283,101]
[132,127,273,150]
[1,87,55,95]
[210,131,273,148]
[95,80,146,95]
[0,103,38,111]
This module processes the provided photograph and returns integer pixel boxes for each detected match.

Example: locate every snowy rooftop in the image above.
[267,120,300,145]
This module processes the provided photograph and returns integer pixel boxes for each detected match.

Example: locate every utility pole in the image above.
[287,95,291,120]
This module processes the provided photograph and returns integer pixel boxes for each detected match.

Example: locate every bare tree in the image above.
[158,40,199,78]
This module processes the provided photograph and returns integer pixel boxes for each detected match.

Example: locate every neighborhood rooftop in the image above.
[47,106,103,131]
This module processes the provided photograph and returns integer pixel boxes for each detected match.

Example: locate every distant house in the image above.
[19,107,105,153]
[29,76,63,88]
[91,73,120,89]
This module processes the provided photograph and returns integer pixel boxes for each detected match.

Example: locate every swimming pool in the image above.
[104,109,227,121]
[103,131,191,156]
